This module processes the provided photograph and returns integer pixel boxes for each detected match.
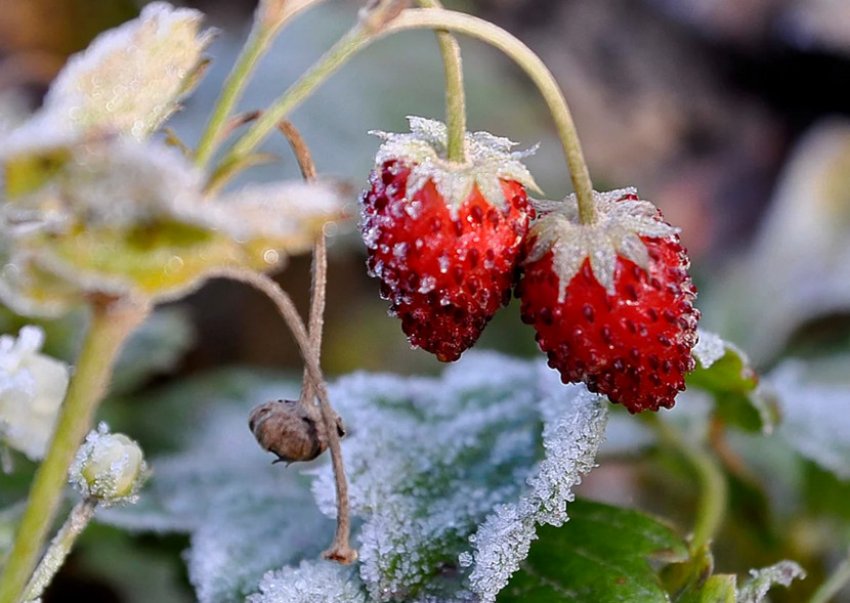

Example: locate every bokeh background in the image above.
[2,0,850,600]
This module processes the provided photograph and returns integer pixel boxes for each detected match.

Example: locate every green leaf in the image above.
[499,499,689,603]
[688,330,777,434]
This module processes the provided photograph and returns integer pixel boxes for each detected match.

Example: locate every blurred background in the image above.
[2,0,850,600]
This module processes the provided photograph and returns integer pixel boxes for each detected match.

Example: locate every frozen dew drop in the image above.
[418,275,437,294]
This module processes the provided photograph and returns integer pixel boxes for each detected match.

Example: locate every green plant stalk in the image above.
[0,300,149,603]
[194,0,327,168]
[809,555,850,603]
[22,498,98,602]
[215,7,596,222]
[416,0,466,163]
[652,417,727,555]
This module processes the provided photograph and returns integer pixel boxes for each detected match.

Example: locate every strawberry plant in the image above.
[0,1,848,602]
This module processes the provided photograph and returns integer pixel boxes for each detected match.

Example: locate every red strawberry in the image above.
[360,117,539,361]
[517,188,699,412]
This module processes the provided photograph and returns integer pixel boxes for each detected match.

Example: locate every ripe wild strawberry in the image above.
[517,188,699,412]
[360,117,539,361]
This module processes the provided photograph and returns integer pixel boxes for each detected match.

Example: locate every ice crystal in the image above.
[32,2,211,140]
[772,360,850,479]
[692,329,728,369]
[371,116,540,214]
[463,368,608,603]
[247,561,367,603]
[0,325,69,460]
[736,560,806,603]
[528,188,679,296]
[311,352,608,602]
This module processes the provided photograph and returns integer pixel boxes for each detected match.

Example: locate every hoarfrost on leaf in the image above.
[31,1,212,140]
[247,560,367,603]
[772,359,850,480]
[0,325,69,460]
[736,560,806,603]
[310,352,608,602]
[97,371,336,603]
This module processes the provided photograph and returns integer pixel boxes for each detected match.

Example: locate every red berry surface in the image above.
[362,159,532,361]
[517,191,699,412]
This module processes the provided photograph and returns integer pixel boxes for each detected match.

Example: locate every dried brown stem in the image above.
[218,268,355,563]
[278,120,319,181]
[216,110,262,147]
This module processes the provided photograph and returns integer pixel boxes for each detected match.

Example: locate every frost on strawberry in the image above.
[360,117,539,361]
[517,188,699,412]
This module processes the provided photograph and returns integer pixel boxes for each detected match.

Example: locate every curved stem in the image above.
[194,0,328,168]
[218,268,355,563]
[0,299,149,603]
[809,555,850,603]
[652,417,727,555]
[23,498,98,602]
[214,7,596,221]
[416,0,466,163]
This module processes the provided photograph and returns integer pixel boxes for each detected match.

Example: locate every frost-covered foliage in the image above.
[100,371,335,603]
[0,326,68,460]
[773,360,850,479]
[104,355,608,603]
[710,119,850,362]
[310,352,608,602]
[248,561,367,603]
[12,2,211,142]
[736,560,806,603]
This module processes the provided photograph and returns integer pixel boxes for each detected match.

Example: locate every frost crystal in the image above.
[464,365,608,603]
[692,329,728,369]
[528,188,679,296]
[371,116,540,213]
[772,360,850,479]
[32,1,212,140]
[736,560,806,603]
[0,326,69,460]
[247,561,367,603]
[311,352,608,602]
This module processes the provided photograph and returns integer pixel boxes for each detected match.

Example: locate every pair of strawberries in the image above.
[360,118,699,413]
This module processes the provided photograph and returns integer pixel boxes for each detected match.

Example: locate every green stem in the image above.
[22,498,98,602]
[416,0,466,163]
[0,299,149,603]
[214,7,596,221]
[652,417,727,555]
[809,555,850,603]
[194,0,327,168]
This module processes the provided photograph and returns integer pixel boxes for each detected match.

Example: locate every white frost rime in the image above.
[311,352,608,602]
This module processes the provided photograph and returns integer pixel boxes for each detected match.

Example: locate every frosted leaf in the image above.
[35,2,212,140]
[464,368,608,602]
[772,359,850,479]
[0,326,69,460]
[371,116,540,214]
[692,329,727,369]
[98,371,335,603]
[708,120,850,362]
[528,188,679,296]
[736,560,806,603]
[247,560,367,603]
[213,180,348,256]
[310,352,608,602]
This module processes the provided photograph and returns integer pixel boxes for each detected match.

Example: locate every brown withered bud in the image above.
[248,399,345,465]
